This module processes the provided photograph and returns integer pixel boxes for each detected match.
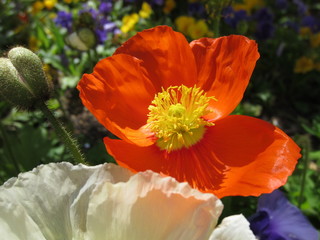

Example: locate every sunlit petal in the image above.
[209,214,256,240]
[0,162,224,240]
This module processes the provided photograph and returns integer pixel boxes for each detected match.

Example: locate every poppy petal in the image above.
[77,54,155,146]
[209,115,301,198]
[190,35,260,121]
[105,114,300,198]
[114,26,198,90]
[104,136,228,195]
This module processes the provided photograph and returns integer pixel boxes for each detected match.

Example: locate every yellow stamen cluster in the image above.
[147,85,216,152]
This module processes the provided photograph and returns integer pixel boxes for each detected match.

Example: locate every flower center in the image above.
[147,85,216,152]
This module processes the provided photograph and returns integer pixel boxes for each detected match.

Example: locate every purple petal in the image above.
[250,190,319,240]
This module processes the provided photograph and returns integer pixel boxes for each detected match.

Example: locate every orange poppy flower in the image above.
[77,26,301,198]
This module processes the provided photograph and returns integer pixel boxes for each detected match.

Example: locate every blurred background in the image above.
[0,0,319,232]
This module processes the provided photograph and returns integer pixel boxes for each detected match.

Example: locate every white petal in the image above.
[0,202,45,240]
[84,170,223,240]
[0,162,130,240]
[0,162,223,240]
[209,214,256,240]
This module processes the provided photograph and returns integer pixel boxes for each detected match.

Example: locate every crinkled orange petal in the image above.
[77,54,155,146]
[104,137,163,173]
[190,35,260,121]
[104,136,227,193]
[114,25,198,90]
[104,115,300,198]
[209,115,301,198]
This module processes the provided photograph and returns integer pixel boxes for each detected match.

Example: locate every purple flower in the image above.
[95,18,119,43]
[249,190,319,240]
[150,0,163,6]
[54,11,73,31]
[276,0,288,10]
[76,2,118,44]
[254,8,273,22]
[255,21,275,40]
[301,15,320,33]
[222,6,248,29]
[283,20,299,32]
[188,3,206,18]
[99,2,112,14]
[293,0,308,16]
[253,8,274,40]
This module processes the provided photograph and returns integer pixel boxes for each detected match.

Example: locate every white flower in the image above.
[0,162,256,240]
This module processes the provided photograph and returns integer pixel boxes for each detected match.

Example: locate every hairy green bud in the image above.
[0,47,53,109]
[0,58,36,109]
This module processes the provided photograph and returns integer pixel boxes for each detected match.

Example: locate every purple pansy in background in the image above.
[55,11,73,31]
[276,0,288,10]
[301,15,320,33]
[222,6,248,29]
[149,0,163,6]
[55,1,119,45]
[99,0,113,14]
[253,7,275,40]
[249,190,319,240]
[188,2,206,18]
[96,18,119,43]
[293,0,308,16]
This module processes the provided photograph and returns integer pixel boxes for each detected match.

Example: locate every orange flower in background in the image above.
[77,26,301,198]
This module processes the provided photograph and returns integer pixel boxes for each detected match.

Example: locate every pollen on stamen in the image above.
[147,85,216,152]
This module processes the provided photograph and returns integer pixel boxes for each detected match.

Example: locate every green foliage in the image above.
[0,109,72,183]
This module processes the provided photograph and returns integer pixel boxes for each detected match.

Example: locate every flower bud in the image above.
[0,58,36,109]
[65,28,96,51]
[0,47,53,109]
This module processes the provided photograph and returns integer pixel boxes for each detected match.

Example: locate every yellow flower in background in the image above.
[163,0,176,14]
[294,56,314,74]
[121,13,139,33]
[175,16,195,35]
[310,33,320,48]
[188,19,209,39]
[234,0,265,14]
[49,12,57,20]
[139,2,152,18]
[299,27,312,37]
[28,36,39,51]
[44,0,57,9]
[32,1,44,14]
[314,62,320,72]
[175,16,209,39]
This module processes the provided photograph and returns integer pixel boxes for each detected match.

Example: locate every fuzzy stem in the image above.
[37,101,86,164]
[213,16,221,38]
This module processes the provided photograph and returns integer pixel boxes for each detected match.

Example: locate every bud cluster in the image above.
[0,47,53,109]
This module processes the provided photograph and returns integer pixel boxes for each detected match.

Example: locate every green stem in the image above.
[37,101,86,164]
[213,17,221,38]
[298,144,309,208]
